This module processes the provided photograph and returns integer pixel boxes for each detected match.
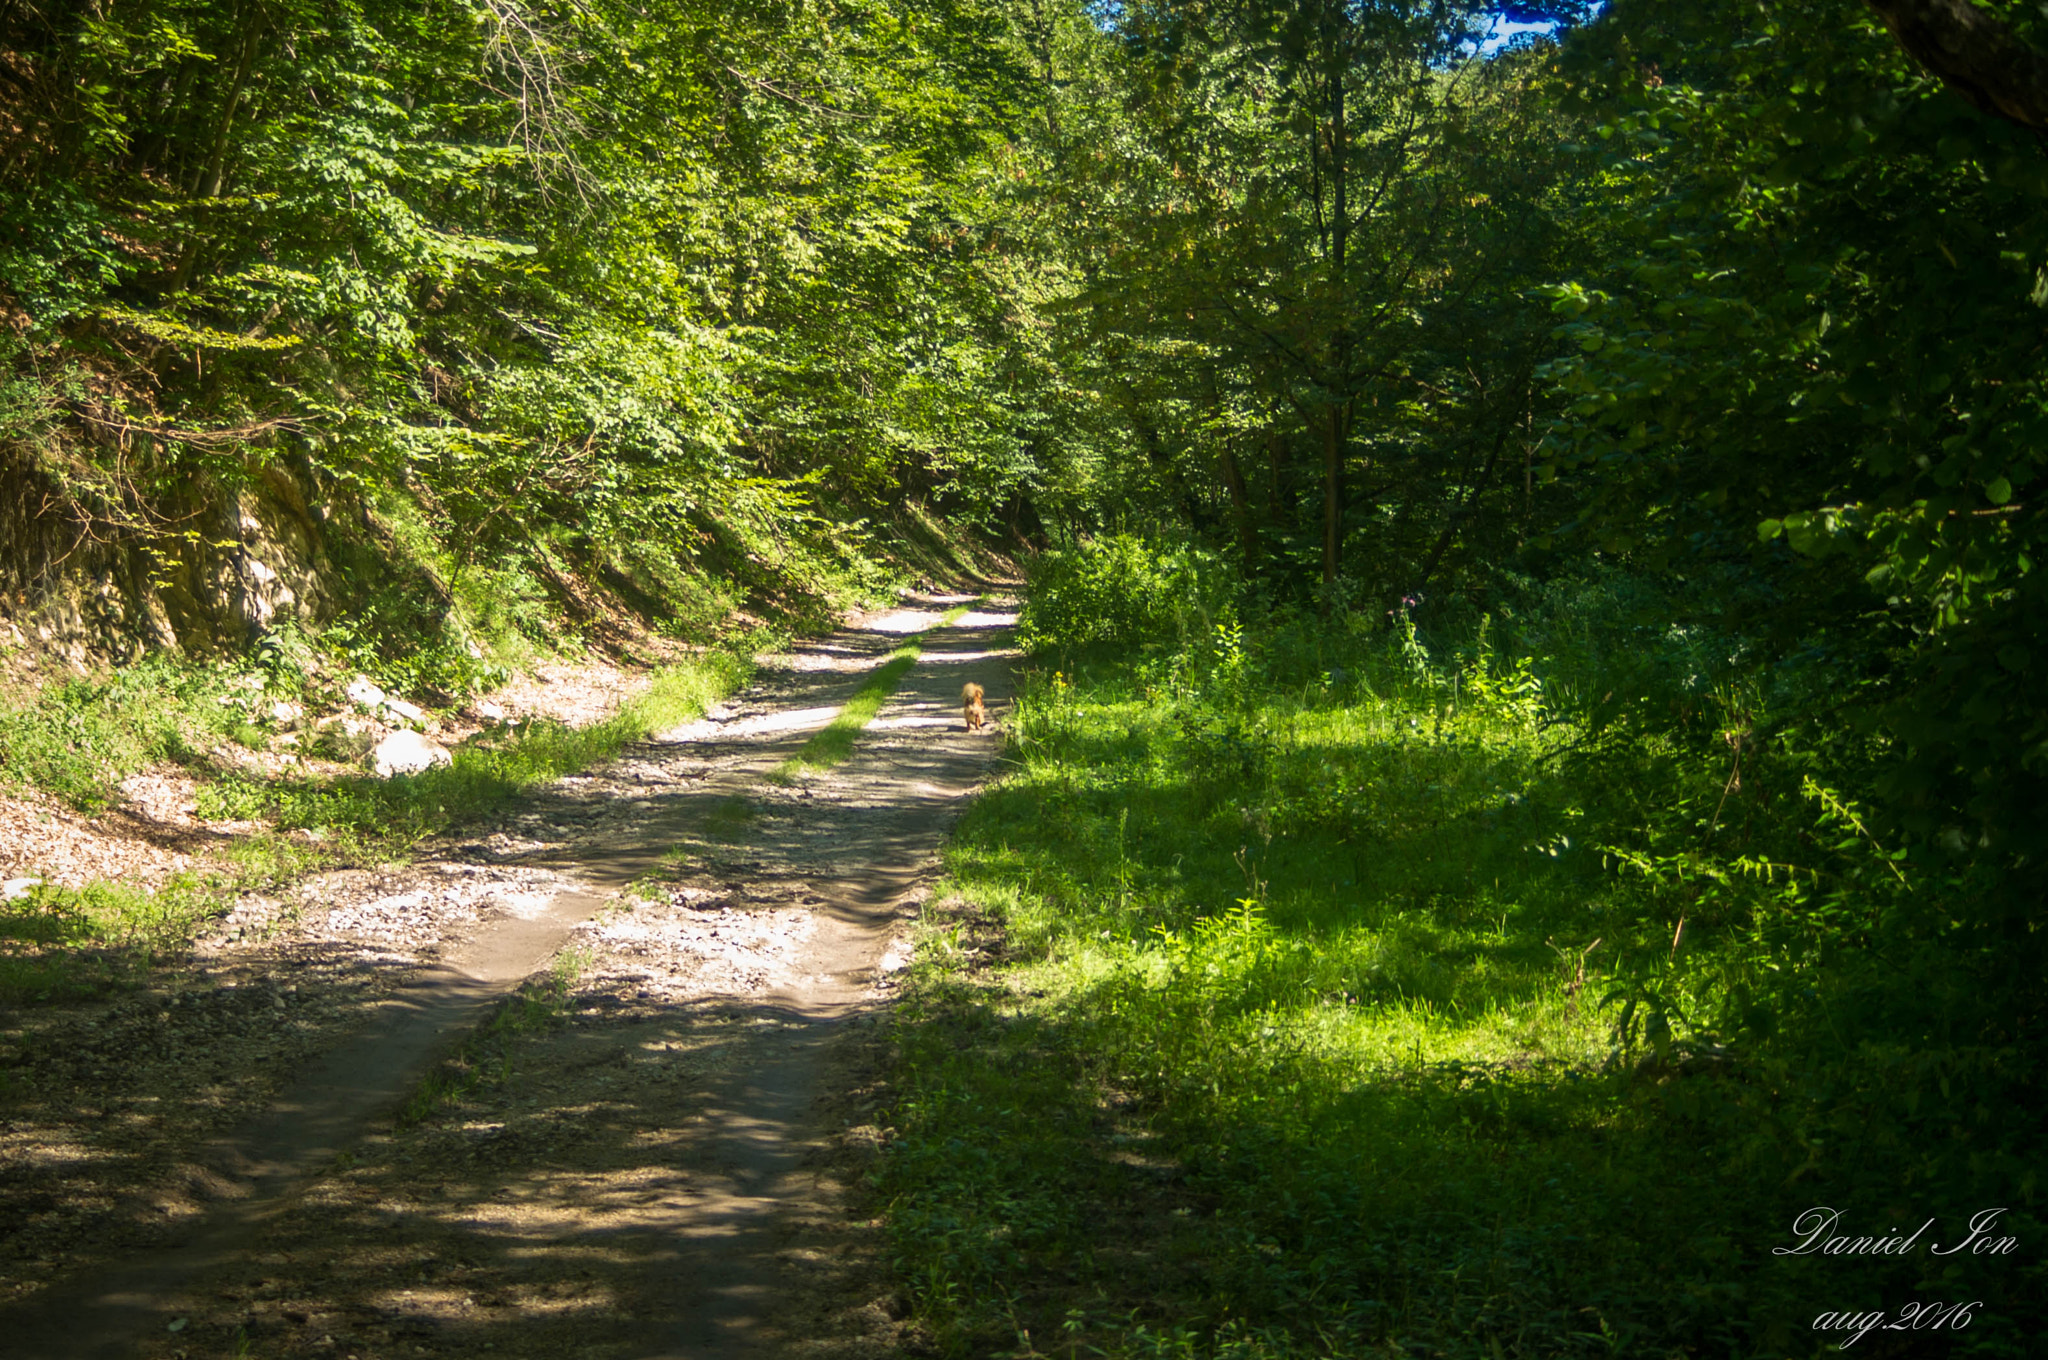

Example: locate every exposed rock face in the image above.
[381,696,426,726]
[312,715,378,760]
[0,448,369,666]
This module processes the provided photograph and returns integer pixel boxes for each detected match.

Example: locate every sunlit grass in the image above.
[0,658,264,812]
[0,644,762,1004]
[773,602,973,778]
[877,650,1768,1358]
[193,644,758,844]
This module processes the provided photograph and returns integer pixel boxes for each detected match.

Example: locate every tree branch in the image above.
[1863,0,2048,130]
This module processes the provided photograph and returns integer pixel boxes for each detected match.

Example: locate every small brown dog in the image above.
[962,682,988,733]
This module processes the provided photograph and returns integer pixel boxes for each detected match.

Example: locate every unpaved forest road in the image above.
[1,596,1016,1360]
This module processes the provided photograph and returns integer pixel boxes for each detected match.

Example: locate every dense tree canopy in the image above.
[5,0,2045,893]
[6,0,2045,981]
[1,0,1090,647]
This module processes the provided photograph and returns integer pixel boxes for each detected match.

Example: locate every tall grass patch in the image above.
[0,659,262,812]
[878,544,2040,1359]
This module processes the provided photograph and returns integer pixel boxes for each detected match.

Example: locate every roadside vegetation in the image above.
[191,641,762,844]
[881,539,2041,1359]
[0,634,762,1004]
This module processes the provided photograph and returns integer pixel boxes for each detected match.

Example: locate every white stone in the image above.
[269,699,304,726]
[382,696,427,725]
[345,676,386,709]
[475,699,507,722]
[2,877,44,900]
[373,729,452,778]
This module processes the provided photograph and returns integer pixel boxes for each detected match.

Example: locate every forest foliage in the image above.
[0,0,1080,672]
[6,0,2048,1353]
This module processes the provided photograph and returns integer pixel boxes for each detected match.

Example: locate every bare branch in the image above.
[719,64,877,121]
[69,404,305,448]
[475,0,595,201]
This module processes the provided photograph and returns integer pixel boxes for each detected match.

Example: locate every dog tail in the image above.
[961,682,984,703]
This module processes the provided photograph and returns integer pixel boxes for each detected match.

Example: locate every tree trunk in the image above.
[1414,425,1509,598]
[1321,8,1350,599]
[1220,441,1256,570]
[1321,401,1344,589]
[1266,424,1290,534]
[1863,0,2048,130]
[172,12,261,290]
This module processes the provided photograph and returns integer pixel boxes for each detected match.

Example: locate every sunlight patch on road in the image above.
[702,705,844,738]
[953,608,1019,628]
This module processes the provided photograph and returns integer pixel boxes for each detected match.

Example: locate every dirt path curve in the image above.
[1,595,1017,1360]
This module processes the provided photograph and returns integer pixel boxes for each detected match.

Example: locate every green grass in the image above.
[773,601,973,778]
[0,641,762,1005]
[878,640,2041,1359]
[0,659,265,812]
[192,642,759,845]
[0,833,327,1002]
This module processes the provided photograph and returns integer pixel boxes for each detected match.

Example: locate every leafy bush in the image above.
[1016,536,1231,654]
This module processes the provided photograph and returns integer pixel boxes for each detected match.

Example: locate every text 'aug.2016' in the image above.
[1776,1207,2016,1348]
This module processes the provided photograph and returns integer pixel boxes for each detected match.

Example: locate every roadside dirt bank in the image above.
[0,596,1018,1359]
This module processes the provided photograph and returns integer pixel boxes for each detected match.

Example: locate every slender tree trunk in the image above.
[133,58,203,177]
[1322,403,1343,589]
[1220,442,1255,570]
[202,16,261,200]
[1321,12,1350,600]
[1414,425,1509,597]
[1030,0,1059,142]
[1320,9,1350,596]
[1266,424,1289,533]
[172,11,261,290]
[1205,369,1257,570]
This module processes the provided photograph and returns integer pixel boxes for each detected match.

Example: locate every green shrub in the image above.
[0,660,250,811]
[1017,535,1231,654]
[883,600,2043,1359]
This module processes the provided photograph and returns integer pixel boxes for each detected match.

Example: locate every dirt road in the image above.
[0,596,1016,1359]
